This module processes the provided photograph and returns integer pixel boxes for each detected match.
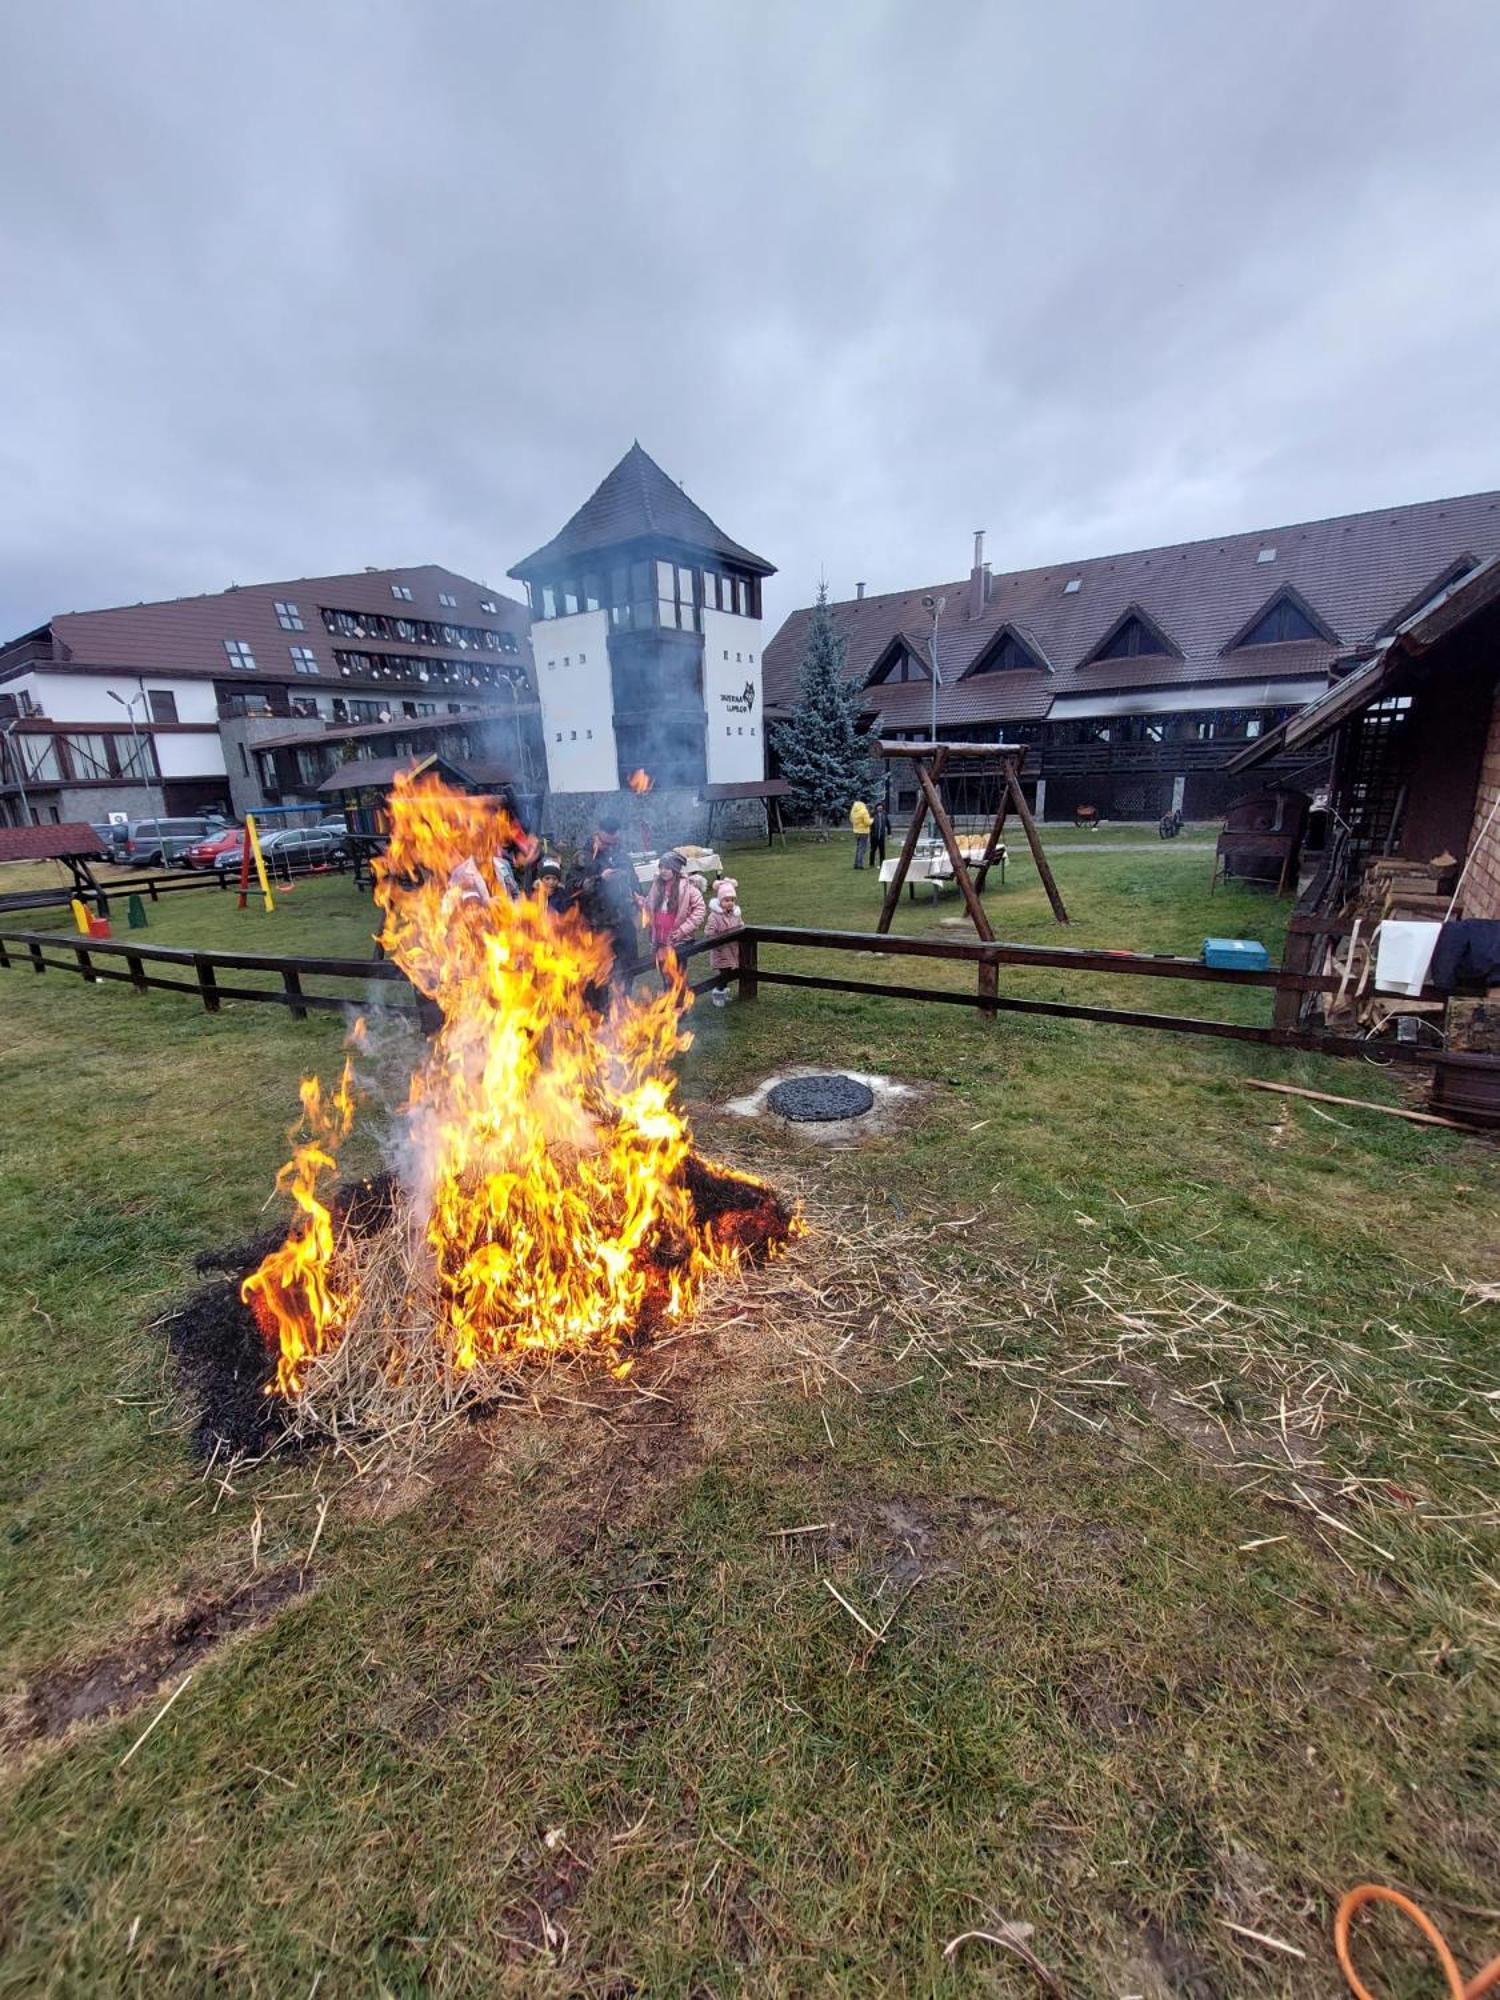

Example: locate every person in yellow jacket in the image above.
[849,797,872,870]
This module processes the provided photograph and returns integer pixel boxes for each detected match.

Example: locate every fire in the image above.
[243,773,777,1401]
[627,768,653,794]
[241,1058,358,1395]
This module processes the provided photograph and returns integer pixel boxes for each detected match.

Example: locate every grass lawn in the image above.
[1,833,1497,1996]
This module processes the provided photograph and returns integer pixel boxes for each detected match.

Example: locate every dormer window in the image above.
[1087,610,1176,663]
[866,640,930,686]
[962,626,1049,678]
[1232,590,1332,648]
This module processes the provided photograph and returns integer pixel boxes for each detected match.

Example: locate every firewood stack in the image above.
[1353,851,1459,924]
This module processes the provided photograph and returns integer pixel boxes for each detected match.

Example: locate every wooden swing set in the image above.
[875,742,1069,936]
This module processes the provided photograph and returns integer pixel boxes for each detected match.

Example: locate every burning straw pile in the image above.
[223,774,792,1452]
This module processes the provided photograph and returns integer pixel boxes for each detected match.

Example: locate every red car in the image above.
[184,826,245,870]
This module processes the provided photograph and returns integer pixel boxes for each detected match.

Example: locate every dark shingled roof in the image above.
[509,443,775,580]
[1,566,530,686]
[0,822,106,863]
[317,753,505,794]
[764,488,1500,733]
[318,755,468,794]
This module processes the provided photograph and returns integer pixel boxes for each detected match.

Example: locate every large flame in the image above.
[243,772,766,1397]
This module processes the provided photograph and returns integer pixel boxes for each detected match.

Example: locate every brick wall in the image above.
[1464,681,1500,919]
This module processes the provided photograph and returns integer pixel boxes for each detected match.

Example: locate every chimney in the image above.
[969,529,987,619]
[855,581,866,601]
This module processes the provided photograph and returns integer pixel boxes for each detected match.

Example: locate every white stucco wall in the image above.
[533,610,617,792]
[702,608,765,784]
[15,670,220,724]
[156,732,227,777]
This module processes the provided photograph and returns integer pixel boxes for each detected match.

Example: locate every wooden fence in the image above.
[0,918,1474,1072]
[0,853,355,917]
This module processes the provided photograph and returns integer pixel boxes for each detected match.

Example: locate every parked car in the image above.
[185,826,245,870]
[89,821,128,861]
[124,815,228,867]
[212,832,251,871]
[259,825,347,867]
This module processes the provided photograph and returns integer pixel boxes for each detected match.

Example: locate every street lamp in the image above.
[501,673,534,794]
[920,593,946,747]
[107,689,150,795]
[0,718,35,825]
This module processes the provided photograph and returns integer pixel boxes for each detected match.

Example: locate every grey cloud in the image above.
[3,0,1499,642]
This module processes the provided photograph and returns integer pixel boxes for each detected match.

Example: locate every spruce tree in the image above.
[771,582,873,826]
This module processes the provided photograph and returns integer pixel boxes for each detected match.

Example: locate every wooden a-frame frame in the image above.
[874,741,1069,938]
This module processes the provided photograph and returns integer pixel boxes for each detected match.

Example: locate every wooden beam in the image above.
[1003,761,1069,924]
[1242,1079,1472,1130]
[879,740,1024,759]
[875,746,947,933]
[749,968,1441,1062]
[915,760,993,941]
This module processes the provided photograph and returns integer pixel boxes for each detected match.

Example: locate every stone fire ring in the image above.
[765,1074,876,1124]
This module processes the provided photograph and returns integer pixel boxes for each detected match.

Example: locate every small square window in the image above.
[579,652,586,664]
[736,652,742,663]
[563,656,570,668]
[723,650,729,661]
[555,731,562,743]
[479,599,498,613]
[586,729,592,739]
[274,599,304,630]
[391,583,413,601]
[223,638,257,670]
[1063,578,1081,594]
[289,646,319,674]
[570,730,577,741]
[1256,547,1277,564]
[438,592,457,608]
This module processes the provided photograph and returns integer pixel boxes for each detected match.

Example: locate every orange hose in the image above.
[1335,1885,1500,2000]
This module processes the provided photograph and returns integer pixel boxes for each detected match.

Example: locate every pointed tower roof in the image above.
[508,443,775,579]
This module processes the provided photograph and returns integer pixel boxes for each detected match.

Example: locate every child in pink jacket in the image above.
[704,876,743,1007]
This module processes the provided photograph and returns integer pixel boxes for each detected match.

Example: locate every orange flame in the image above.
[627,768,653,794]
[244,773,765,1396]
[241,1055,358,1395]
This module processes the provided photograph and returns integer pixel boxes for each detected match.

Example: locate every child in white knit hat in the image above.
[703,876,743,1007]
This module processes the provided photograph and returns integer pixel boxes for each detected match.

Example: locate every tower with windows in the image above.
[509,443,775,794]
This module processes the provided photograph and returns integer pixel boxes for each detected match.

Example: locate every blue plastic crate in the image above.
[1202,936,1270,972]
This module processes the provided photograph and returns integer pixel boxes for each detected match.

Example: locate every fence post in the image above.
[977,954,998,1018]
[77,944,96,985]
[0,934,9,969]
[28,941,45,975]
[126,952,147,994]
[738,932,759,1003]
[282,966,308,1020]
[195,955,220,1013]
[1275,918,1317,1031]
[148,878,160,902]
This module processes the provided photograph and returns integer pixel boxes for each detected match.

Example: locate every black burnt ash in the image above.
[168,1160,790,1462]
[765,1074,875,1124]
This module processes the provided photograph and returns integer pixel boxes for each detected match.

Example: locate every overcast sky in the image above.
[5,0,1500,643]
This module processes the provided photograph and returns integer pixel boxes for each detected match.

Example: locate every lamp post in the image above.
[107,689,150,800]
[0,718,34,825]
[921,593,946,747]
[502,673,534,794]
